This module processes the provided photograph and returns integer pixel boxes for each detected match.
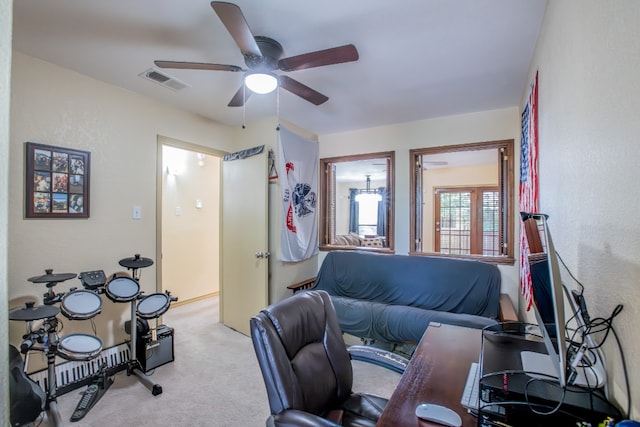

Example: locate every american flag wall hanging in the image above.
[519,71,539,311]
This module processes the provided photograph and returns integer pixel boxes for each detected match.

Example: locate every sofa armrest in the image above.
[287,277,316,293]
[499,293,518,322]
[347,345,408,374]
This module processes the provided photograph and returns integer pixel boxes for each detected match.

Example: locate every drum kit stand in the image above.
[8,254,177,426]
[115,254,177,397]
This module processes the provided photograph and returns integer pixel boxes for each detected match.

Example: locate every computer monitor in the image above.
[521,213,606,389]
[520,213,568,387]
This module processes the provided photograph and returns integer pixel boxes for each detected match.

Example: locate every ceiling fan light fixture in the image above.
[245,72,278,94]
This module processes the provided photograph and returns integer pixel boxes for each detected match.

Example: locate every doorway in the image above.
[157,136,224,305]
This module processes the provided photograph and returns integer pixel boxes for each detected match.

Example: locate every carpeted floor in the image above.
[35,296,401,426]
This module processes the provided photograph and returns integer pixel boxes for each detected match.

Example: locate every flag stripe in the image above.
[519,72,539,311]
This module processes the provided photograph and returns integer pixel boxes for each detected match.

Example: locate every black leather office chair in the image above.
[250,290,408,427]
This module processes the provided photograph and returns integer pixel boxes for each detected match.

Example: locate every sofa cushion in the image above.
[314,251,501,319]
[333,233,362,246]
[374,304,498,343]
[331,296,498,343]
[330,296,379,340]
[360,237,384,247]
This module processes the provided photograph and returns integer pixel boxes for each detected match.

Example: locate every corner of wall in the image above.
[1,0,13,420]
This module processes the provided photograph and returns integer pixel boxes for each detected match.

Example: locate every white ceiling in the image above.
[12,0,547,136]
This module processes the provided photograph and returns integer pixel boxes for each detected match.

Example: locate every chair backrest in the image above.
[250,290,353,416]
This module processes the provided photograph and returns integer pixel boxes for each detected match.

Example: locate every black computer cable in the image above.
[582,304,622,349]
[480,367,622,420]
[556,249,593,324]
[609,322,631,419]
[555,249,585,293]
[523,376,568,416]
[556,258,631,419]
[569,299,628,417]
[479,369,568,416]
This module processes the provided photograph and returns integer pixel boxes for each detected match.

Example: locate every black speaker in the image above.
[136,325,174,373]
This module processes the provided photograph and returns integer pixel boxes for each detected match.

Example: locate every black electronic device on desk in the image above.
[478,323,621,427]
[136,324,174,373]
[476,214,620,426]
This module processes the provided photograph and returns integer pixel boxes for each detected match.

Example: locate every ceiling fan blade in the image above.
[228,85,252,107]
[279,75,329,105]
[278,44,359,72]
[211,2,262,59]
[154,60,243,72]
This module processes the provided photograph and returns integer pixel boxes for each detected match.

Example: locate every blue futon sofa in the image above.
[300,251,516,345]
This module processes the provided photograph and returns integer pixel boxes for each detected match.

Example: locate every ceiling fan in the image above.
[154,1,359,107]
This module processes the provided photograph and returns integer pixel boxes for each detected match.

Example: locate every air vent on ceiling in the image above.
[139,68,190,91]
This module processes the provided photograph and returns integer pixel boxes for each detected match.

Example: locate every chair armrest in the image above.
[287,277,316,293]
[347,345,409,374]
[271,409,340,427]
[499,293,518,322]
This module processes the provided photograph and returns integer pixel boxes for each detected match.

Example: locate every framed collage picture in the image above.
[25,142,90,218]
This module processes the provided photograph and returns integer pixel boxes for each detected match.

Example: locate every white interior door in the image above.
[221,149,268,336]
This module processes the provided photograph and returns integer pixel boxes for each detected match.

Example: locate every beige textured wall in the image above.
[7,55,320,377]
[1,0,12,421]
[319,108,521,305]
[161,143,220,302]
[525,0,640,417]
[8,53,235,370]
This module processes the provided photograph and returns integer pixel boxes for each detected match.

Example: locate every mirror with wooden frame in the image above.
[410,139,514,264]
[320,151,394,252]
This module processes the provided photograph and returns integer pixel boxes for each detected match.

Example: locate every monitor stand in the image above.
[521,350,606,388]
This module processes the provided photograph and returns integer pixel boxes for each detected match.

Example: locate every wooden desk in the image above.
[377,324,481,427]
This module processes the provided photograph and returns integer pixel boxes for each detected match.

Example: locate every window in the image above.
[435,187,499,256]
[356,192,381,236]
[320,152,395,252]
[410,139,514,264]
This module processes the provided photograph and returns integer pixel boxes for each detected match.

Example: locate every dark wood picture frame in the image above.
[25,142,90,219]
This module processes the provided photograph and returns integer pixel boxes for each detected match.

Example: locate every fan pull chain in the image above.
[242,83,246,129]
[276,85,280,131]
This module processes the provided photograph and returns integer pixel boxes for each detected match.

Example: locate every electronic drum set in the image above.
[9,254,177,426]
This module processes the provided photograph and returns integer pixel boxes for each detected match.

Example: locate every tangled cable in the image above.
[556,250,630,419]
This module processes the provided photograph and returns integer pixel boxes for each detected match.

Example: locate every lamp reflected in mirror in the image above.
[354,176,382,203]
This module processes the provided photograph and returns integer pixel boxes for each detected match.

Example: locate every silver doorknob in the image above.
[255,252,271,259]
